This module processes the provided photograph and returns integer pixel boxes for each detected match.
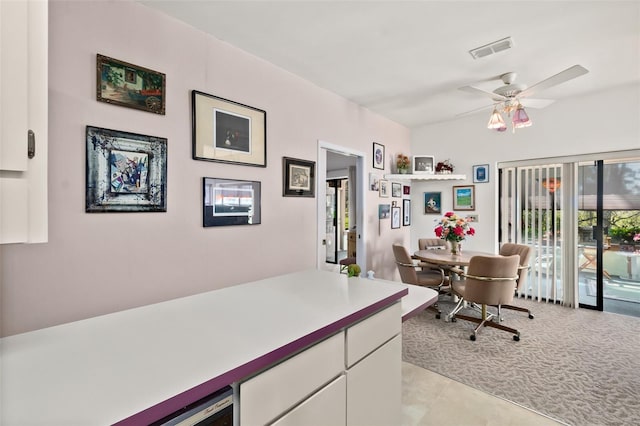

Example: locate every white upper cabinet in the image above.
[0,0,48,244]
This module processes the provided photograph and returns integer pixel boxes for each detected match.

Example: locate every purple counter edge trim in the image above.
[401,293,438,322]
[112,287,407,426]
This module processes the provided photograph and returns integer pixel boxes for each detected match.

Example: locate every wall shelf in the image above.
[383,173,467,181]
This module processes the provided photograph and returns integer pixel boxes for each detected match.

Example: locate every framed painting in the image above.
[283,157,315,197]
[96,54,166,114]
[424,192,441,214]
[86,126,167,212]
[473,164,490,183]
[403,185,410,195]
[379,179,390,197]
[373,142,385,170]
[453,185,476,210]
[412,155,435,174]
[403,199,411,226]
[391,206,401,229]
[203,177,261,227]
[378,204,390,219]
[391,182,402,198]
[192,90,267,167]
[369,173,380,191]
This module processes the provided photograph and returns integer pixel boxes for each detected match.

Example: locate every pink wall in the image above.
[0,0,410,336]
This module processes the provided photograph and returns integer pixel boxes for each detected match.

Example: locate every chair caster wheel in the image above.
[528,314,534,319]
[513,335,520,341]
[435,313,441,319]
[470,334,476,341]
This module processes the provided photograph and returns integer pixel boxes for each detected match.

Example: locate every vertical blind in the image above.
[501,164,567,304]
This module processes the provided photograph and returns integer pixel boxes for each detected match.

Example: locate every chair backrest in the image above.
[392,243,419,285]
[499,243,532,290]
[418,238,447,250]
[463,255,520,306]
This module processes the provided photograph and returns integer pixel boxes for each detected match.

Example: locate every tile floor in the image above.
[402,362,567,426]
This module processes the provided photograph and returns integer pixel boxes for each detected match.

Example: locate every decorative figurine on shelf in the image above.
[435,159,455,174]
[396,154,410,174]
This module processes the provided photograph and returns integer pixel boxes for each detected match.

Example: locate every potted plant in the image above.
[435,159,455,174]
[396,154,410,174]
[434,211,475,255]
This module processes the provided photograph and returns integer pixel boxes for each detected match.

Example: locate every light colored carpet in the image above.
[402,297,640,426]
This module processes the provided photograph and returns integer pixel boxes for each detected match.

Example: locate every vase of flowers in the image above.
[396,154,410,174]
[434,211,475,255]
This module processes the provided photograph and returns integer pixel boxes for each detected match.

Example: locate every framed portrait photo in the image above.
[96,54,166,114]
[86,126,167,212]
[391,206,401,229]
[283,157,315,197]
[192,90,266,167]
[424,192,441,214]
[373,142,385,170]
[453,185,476,211]
[403,199,411,226]
[412,155,435,174]
[473,164,490,183]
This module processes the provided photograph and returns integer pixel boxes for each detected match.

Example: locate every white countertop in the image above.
[1,269,433,425]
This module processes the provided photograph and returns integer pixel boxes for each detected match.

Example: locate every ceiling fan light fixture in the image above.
[487,107,506,130]
[512,103,532,129]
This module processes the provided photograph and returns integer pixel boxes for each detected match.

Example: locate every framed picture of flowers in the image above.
[453,185,475,211]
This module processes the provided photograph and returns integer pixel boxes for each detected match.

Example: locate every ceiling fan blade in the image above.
[459,85,507,101]
[520,98,555,109]
[519,65,589,98]
[455,102,495,117]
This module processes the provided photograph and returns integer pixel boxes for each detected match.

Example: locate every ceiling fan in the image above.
[459,64,589,132]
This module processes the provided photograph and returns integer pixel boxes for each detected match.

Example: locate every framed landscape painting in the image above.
[453,185,475,211]
[96,54,166,114]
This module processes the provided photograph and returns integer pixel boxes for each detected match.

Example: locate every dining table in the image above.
[413,249,496,269]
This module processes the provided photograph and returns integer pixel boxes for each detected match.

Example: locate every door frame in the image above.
[316,140,366,271]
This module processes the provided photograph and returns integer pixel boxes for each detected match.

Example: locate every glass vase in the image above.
[450,241,461,255]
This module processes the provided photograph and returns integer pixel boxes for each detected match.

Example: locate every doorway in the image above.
[325,178,349,264]
[316,141,366,272]
[577,159,640,316]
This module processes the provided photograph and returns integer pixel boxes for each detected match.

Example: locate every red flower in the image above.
[444,211,455,218]
[453,227,465,237]
[435,225,443,237]
[467,227,475,236]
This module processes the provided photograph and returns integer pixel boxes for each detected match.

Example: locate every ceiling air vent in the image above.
[469,37,513,59]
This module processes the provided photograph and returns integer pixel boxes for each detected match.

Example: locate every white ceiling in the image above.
[140,1,640,129]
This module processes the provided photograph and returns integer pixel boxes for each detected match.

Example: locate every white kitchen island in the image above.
[1,269,437,425]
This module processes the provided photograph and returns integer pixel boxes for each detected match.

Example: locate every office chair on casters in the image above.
[392,244,449,319]
[448,255,521,341]
[499,243,534,319]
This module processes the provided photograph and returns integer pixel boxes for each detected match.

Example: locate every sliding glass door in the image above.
[577,160,640,316]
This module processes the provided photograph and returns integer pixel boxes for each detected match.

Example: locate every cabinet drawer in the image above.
[271,375,346,426]
[240,331,344,426]
[346,302,400,367]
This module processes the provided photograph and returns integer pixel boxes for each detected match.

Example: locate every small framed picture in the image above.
[283,157,315,197]
[473,164,490,183]
[373,142,385,170]
[453,185,476,211]
[378,204,390,219]
[412,155,435,174]
[424,192,441,214]
[391,182,402,198]
[379,179,390,197]
[391,206,401,229]
[203,177,261,227]
[96,54,166,114]
[403,199,411,226]
[403,185,410,195]
[369,173,380,191]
